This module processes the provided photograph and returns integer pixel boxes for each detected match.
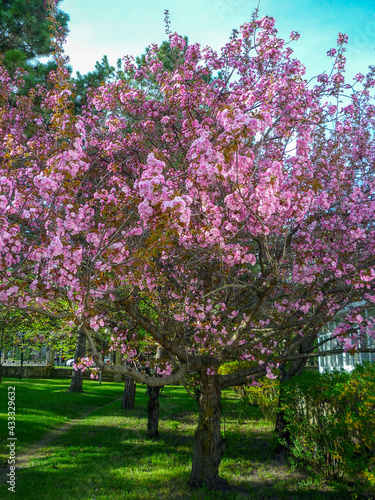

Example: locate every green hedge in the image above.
[281,363,375,487]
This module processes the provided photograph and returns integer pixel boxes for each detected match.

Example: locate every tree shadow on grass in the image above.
[1,415,352,500]
[222,426,344,499]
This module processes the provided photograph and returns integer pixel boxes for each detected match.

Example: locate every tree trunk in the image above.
[113,349,122,382]
[147,386,161,438]
[19,346,23,380]
[121,376,136,409]
[275,364,292,448]
[47,348,55,366]
[68,330,86,393]
[188,373,228,490]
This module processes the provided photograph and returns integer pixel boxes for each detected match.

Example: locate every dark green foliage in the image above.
[281,364,375,487]
[136,39,188,73]
[72,56,123,111]
[0,0,69,94]
[0,0,68,59]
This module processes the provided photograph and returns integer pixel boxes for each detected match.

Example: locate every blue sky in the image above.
[60,0,375,80]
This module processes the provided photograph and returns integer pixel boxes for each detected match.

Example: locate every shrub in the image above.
[242,378,279,422]
[219,361,279,422]
[281,363,375,486]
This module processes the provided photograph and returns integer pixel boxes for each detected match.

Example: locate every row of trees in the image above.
[0,1,374,490]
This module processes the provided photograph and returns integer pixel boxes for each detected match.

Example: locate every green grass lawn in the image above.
[0,378,124,457]
[0,379,366,499]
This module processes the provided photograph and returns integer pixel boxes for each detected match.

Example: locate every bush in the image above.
[281,363,375,485]
[219,361,279,422]
[242,378,279,422]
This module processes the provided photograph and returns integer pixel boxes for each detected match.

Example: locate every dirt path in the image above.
[0,396,122,486]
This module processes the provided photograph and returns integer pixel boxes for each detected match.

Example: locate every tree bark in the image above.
[113,349,122,382]
[188,373,228,490]
[47,348,55,366]
[121,376,136,409]
[68,330,86,393]
[146,386,161,438]
[19,346,23,380]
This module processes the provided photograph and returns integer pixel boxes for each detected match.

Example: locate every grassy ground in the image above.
[0,378,367,499]
[0,378,124,456]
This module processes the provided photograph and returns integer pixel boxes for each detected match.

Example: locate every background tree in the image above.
[0,0,69,91]
[0,306,66,380]
[69,329,86,392]
[72,56,124,112]
[0,0,68,59]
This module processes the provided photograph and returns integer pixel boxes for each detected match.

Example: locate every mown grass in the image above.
[0,378,124,456]
[0,379,365,499]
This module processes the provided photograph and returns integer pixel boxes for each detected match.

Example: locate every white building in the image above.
[318,309,375,373]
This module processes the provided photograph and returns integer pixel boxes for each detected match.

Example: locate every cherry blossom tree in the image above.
[0,7,374,489]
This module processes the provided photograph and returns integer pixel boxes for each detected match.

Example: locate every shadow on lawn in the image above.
[0,384,352,499]
[4,417,347,500]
